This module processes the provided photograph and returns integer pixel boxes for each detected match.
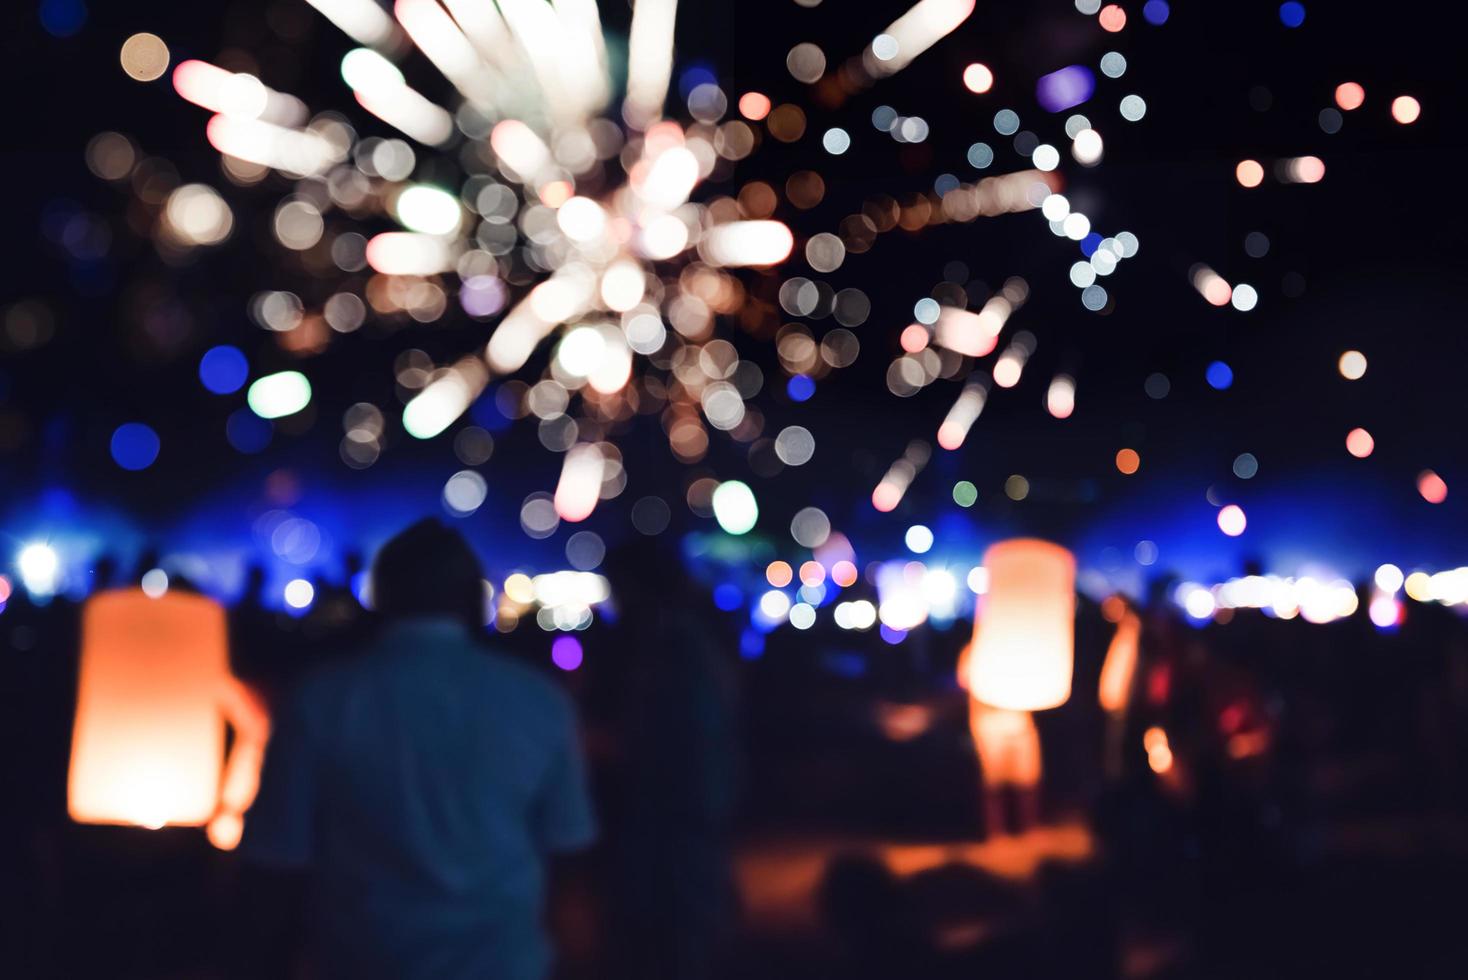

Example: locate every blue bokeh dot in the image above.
[1206,361,1234,390]
[199,345,249,394]
[677,64,717,100]
[1142,0,1170,25]
[713,583,743,612]
[787,375,816,402]
[39,0,86,37]
[1278,2,1305,28]
[1079,232,1104,257]
[226,408,272,454]
[470,389,512,432]
[110,422,160,470]
[739,628,766,660]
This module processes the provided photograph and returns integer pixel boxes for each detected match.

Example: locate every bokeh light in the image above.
[962,63,994,94]
[1334,82,1365,111]
[1418,470,1448,504]
[120,33,170,82]
[1391,95,1421,124]
[110,423,161,471]
[1338,350,1367,380]
[1217,504,1248,537]
[551,636,584,671]
[198,346,249,394]
[711,480,758,535]
[1345,427,1374,459]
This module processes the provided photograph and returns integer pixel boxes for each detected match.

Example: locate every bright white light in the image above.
[365,232,456,275]
[1374,563,1404,593]
[789,603,816,630]
[966,566,989,594]
[394,185,461,235]
[1031,144,1060,171]
[759,589,791,621]
[556,326,608,377]
[1041,193,1070,221]
[905,524,934,553]
[624,0,678,127]
[443,470,489,516]
[554,443,606,523]
[640,213,689,260]
[284,578,315,609]
[403,359,489,439]
[600,261,645,311]
[1062,212,1091,240]
[1369,593,1400,628]
[701,221,794,267]
[18,544,59,596]
[1217,504,1247,537]
[246,371,312,419]
[1047,374,1076,418]
[921,568,958,607]
[1182,587,1216,620]
[1231,283,1259,312]
[639,146,700,210]
[712,480,759,535]
[140,568,169,599]
[865,0,976,77]
[1072,127,1103,165]
[822,127,851,154]
[308,0,395,46]
[556,196,608,242]
[340,47,404,93]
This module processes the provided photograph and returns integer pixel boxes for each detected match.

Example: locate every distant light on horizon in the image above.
[18,544,61,597]
[284,578,315,610]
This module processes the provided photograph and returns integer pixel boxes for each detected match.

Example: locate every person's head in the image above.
[371,518,484,629]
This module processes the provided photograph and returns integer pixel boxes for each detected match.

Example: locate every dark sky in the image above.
[1,0,1462,576]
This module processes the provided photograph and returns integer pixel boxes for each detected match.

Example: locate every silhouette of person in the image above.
[239,518,597,980]
[600,536,739,980]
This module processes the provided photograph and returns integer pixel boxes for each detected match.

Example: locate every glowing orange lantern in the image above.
[68,589,269,849]
[964,539,1076,711]
[1098,606,1141,714]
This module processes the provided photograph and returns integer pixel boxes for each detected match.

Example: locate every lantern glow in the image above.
[964,539,1076,711]
[68,589,269,847]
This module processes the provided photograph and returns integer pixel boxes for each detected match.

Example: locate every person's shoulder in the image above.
[475,645,574,711]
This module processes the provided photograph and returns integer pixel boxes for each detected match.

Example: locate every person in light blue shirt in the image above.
[240,519,597,980]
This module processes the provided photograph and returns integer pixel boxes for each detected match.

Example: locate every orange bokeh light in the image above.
[738,91,771,121]
[831,560,859,588]
[1418,470,1448,505]
[1235,159,1264,188]
[962,63,994,94]
[899,324,930,353]
[1345,427,1374,458]
[1334,81,1365,111]
[766,560,793,588]
[1391,95,1421,124]
[539,180,573,208]
[1115,448,1140,475]
[1098,4,1127,32]
[872,482,902,512]
[799,560,826,587]
[1291,155,1325,183]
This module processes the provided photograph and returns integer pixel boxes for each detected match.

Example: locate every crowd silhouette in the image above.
[3,529,1468,978]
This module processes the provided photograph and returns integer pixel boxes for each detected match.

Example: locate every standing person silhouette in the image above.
[240,519,597,980]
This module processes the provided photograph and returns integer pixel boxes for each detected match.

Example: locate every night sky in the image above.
[2,0,1462,590]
